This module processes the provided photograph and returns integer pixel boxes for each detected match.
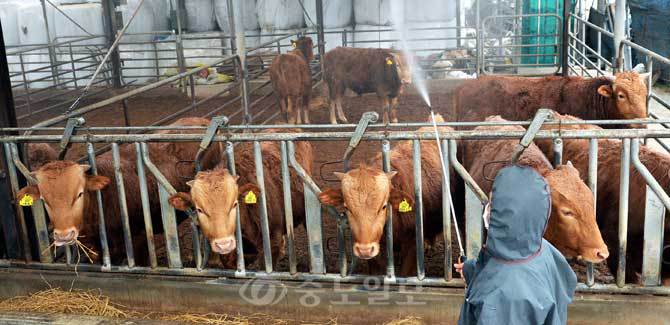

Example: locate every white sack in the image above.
[53,3,104,44]
[214,0,259,32]
[256,0,304,30]
[404,0,456,22]
[323,27,353,51]
[17,2,49,45]
[354,0,391,25]
[303,0,352,28]
[185,0,217,32]
[0,2,21,46]
[403,20,457,54]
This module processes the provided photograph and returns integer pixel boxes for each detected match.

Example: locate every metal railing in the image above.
[1,116,670,295]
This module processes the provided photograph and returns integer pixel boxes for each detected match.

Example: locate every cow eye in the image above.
[77,192,84,199]
[196,208,204,214]
[561,209,574,217]
[233,201,239,208]
[618,93,626,99]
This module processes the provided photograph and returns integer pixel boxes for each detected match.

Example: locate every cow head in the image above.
[387,52,412,86]
[168,168,259,255]
[542,162,609,263]
[291,36,314,62]
[597,71,650,123]
[16,161,110,247]
[319,166,413,259]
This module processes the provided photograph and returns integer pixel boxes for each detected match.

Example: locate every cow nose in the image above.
[353,243,379,259]
[53,228,77,246]
[596,248,609,260]
[212,237,236,254]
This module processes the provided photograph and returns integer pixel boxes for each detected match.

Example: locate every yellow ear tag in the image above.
[291,42,297,48]
[19,194,34,207]
[398,199,412,213]
[244,191,257,204]
[386,58,393,65]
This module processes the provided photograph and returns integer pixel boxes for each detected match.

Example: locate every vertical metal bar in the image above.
[617,138,631,287]
[153,42,160,79]
[562,0,571,76]
[412,140,426,280]
[613,0,627,72]
[225,142,245,273]
[121,99,131,129]
[134,143,157,268]
[111,143,134,267]
[381,140,395,279]
[280,141,297,275]
[3,143,31,262]
[86,143,111,268]
[315,0,326,74]
[18,54,31,112]
[441,139,452,281]
[552,138,563,167]
[475,0,482,74]
[632,139,666,287]
[65,247,72,265]
[253,141,273,273]
[140,143,181,268]
[39,0,59,87]
[102,0,122,88]
[189,74,196,106]
[596,30,602,71]
[586,138,598,287]
[232,0,250,124]
[69,43,78,88]
[226,0,237,54]
[9,144,51,263]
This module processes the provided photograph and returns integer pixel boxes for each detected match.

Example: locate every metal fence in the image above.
[1,116,670,296]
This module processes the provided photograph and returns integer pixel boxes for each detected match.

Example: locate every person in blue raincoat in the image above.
[454,165,577,325]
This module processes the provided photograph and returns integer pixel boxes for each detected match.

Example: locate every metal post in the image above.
[232,0,250,124]
[280,142,297,275]
[561,0,571,76]
[552,138,563,167]
[86,143,111,269]
[381,140,395,280]
[441,139,452,281]
[174,0,187,90]
[40,0,59,87]
[315,0,326,74]
[135,143,157,268]
[613,0,626,72]
[586,138,598,287]
[0,20,21,259]
[226,0,237,54]
[617,138,630,287]
[224,142,246,274]
[102,0,122,88]
[412,140,426,280]
[111,143,135,268]
[253,141,273,273]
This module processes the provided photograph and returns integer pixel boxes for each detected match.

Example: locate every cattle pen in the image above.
[1,0,670,324]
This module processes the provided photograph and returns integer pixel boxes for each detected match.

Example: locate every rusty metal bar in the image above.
[280,141,297,275]
[86,143,111,269]
[382,140,395,280]
[111,143,135,268]
[135,143,157,269]
[253,141,273,273]
[617,139,631,287]
[224,141,246,274]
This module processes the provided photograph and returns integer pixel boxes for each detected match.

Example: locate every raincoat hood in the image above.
[486,165,551,260]
[458,165,577,325]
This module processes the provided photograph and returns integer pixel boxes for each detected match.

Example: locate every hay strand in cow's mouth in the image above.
[73,239,98,263]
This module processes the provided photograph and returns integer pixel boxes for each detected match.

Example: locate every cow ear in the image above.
[16,185,41,202]
[386,171,398,180]
[566,160,574,168]
[238,183,261,202]
[85,175,110,191]
[186,180,195,188]
[640,72,651,87]
[597,85,613,98]
[168,192,193,211]
[318,188,344,208]
[389,187,414,214]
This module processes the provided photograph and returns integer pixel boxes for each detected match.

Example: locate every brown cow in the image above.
[269,37,314,124]
[319,114,453,275]
[461,116,609,263]
[168,131,313,269]
[15,118,222,265]
[535,113,670,283]
[453,72,649,128]
[323,47,412,124]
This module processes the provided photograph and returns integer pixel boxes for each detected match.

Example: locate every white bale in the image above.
[352,24,397,48]
[404,0,456,23]
[150,0,169,31]
[182,31,228,66]
[303,0,352,28]
[23,53,53,89]
[244,29,261,51]
[17,2,49,45]
[256,0,304,30]
[118,0,158,42]
[185,0,217,32]
[156,37,178,76]
[354,0,391,26]
[214,0,259,32]
[119,44,158,85]
[323,27,353,51]
[53,3,104,44]
[0,1,21,46]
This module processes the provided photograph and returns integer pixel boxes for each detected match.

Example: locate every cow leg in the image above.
[382,97,391,124]
[302,94,311,124]
[398,241,417,277]
[390,97,399,123]
[336,97,348,123]
[279,96,289,123]
[294,97,303,125]
[287,97,296,124]
[329,99,338,124]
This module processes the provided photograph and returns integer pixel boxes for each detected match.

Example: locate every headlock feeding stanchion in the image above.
[511,109,554,164]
